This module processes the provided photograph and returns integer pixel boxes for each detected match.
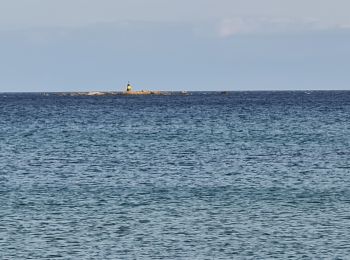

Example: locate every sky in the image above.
[0,0,350,91]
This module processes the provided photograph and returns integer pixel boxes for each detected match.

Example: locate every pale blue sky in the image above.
[0,0,350,91]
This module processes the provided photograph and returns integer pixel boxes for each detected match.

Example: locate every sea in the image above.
[1,91,350,259]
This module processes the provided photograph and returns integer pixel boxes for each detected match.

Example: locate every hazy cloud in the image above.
[216,16,349,38]
[1,0,350,31]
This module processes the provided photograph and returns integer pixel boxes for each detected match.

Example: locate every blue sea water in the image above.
[0,91,350,259]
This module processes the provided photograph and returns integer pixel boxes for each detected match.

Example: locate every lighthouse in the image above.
[126,82,132,92]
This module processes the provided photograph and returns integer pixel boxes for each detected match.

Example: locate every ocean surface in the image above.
[1,91,350,259]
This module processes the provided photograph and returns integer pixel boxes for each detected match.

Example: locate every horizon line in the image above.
[1,89,350,94]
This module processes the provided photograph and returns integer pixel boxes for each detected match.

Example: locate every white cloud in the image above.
[215,16,350,38]
[218,18,250,37]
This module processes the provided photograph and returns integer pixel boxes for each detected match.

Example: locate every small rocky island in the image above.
[54,82,178,96]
